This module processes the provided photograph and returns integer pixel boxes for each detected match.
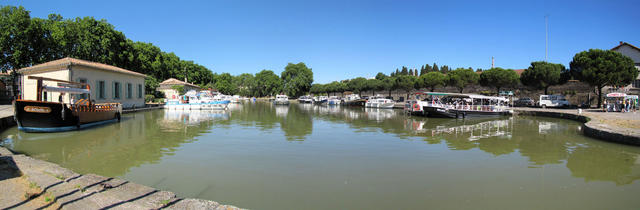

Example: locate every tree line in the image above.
[312,50,637,108]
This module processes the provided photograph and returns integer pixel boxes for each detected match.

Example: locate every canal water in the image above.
[2,102,640,209]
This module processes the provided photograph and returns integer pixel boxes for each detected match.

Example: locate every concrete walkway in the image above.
[0,148,240,210]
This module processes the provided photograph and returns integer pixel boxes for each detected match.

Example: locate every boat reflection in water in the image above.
[162,109,230,126]
[406,117,513,141]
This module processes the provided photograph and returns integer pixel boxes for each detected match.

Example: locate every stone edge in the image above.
[515,110,640,146]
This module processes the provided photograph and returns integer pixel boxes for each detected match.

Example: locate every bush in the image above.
[145,94,155,102]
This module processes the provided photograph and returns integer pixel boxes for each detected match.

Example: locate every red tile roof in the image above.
[611,41,640,52]
[18,57,146,77]
[159,78,200,88]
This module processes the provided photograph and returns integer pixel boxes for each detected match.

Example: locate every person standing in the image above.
[59,93,65,103]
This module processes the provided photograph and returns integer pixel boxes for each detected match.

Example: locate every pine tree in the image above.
[409,69,414,76]
[425,64,432,73]
[433,63,439,72]
[401,66,408,75]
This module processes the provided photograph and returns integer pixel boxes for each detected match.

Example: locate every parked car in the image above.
[537,95,570,108]
[514,97,535,107]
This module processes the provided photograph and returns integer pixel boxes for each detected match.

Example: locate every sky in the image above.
[4,0,639,83]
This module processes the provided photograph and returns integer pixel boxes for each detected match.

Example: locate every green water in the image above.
[2,102,640,209]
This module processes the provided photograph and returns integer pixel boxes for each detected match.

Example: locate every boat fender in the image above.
[61,104,66,121]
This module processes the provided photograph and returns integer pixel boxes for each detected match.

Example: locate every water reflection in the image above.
[1,101,640,191]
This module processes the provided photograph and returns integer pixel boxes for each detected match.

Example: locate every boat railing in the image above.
[426,102,509,112]
[70,103,120,112]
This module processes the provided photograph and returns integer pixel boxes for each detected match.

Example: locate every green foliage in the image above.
[281,62,313,98]
[170,85,186,95]
[254,70,282,97]
[213,73,237,95]
[375,72,388,80]
[233,73,254,96]
[394,75,416,93]
[347,77,368,94]
[447,68,479,93]
[569,49,638,107]
[418,72,447,92]
[521,61,567,94]
[365,79,384,94]
[479,68,520,94]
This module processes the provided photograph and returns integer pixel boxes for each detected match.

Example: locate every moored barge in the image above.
[14,76,122,132]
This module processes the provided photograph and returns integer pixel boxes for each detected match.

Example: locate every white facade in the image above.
[19,58,146,108]
[611,42,640,90]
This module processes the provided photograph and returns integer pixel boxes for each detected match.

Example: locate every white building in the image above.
[156,78,201,100]
[610,41,640,91]
[18,57,146,108]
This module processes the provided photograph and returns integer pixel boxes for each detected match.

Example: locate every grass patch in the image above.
[28,181,40,189]
[160,199,171,205]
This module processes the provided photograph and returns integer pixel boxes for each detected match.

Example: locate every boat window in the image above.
[43,91,48,101]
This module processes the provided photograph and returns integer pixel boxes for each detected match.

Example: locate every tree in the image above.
[432,63,439,72]
[419,72,447,92]
[254,69,282,97]
[569,49,638,108]
[447,68,480,93]
[479,68,520,95]
[520,61,568,95]
[365,79,384,95]
[400,66,408,75]
[394,75,416,100]
[375,72,388,80]
[409,69,414,76]
[170,85,186,95]
[382,77,394,97]
[233,73,255,96]
[281,62,313,98]
[347,77,367,94]
[214,73,237,95]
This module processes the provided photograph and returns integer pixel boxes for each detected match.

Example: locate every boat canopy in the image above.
[421,92,508,101]
[606,92,627,98]
[42,85,90,94]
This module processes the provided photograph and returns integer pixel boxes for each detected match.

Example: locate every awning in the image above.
[606,92,627,97]
[43,86,90,94]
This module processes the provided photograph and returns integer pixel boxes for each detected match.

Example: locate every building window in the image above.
[138,84,143,99]
[113,82,121,99]
[127,83,132,99]
[634,79,640,88]
[78,78,88,99]
[97,81,105,99]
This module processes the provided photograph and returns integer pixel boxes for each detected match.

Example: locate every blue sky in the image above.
[5,0,639,83]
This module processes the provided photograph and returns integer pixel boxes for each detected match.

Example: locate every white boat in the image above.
[343,94,365,106]
[298,95,314,104]
[165,90,230,110]
[413,92,512,118]
[314,96,328,105]
[230,95,242,103]
[365,95,395,108]
[274,94,290,105]
[327,96,342,105]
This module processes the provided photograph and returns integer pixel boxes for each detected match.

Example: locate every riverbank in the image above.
[513,107,640,146]
[0,104,241,209]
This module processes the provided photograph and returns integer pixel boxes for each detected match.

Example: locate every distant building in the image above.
[610,41,640,91]
[18,57,146,108]
[156,78,201,99]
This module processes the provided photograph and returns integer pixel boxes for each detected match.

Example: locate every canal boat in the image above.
[273,94,290,105]
[327,96,342,105]
[298,95,314,104]
[164,91,230,110]
[415,92,512,118]
[14,76,123,132]
[365,95,395,109]
[314,96,328,105]
[343,94,366,106]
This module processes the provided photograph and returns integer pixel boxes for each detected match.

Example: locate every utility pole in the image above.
[491,57,495,68]
[545,15,549,61]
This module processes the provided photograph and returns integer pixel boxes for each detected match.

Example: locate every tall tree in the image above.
[375,72,388,80]
[400,66,408,75]
[394,75,416,100]
[569,49,638,108]
[347,77,368,94]
[254,69,282,97]
[214,73,237,95]
[419,72,447,92]
[520,61,568,95]
[480,68,520,95]
[447,68,480,93]
[424,64,433,73]
[382,77,395,97]
[365,79,383,95]
[281,62,313,98]
[409,69,414,76]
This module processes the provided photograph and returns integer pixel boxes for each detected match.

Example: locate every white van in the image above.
[538,95,570,108]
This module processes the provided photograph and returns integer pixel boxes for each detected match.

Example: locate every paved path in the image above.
[513,107,640,138]
[0,105,13,118]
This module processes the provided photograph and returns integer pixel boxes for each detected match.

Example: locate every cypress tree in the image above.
[433,63,439,72]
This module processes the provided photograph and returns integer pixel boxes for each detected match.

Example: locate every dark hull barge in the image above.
[14,76,122,132]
